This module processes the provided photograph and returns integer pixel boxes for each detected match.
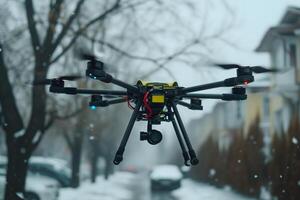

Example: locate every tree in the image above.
[0,0,123,198]
[269,114,300,200]
[0,0,235,199]
[244,117,265,197]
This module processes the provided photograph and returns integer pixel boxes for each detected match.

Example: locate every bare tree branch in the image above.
[24,0,41,56]
[50,0,85,53]
[43,0,64,51]
[50,0,121,64]
[140,39,201,79]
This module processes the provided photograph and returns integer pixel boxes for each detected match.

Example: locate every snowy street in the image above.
[59,172,255,200]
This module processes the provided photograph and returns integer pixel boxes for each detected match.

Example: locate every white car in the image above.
[150,165,183,191]
[0,168,60,200]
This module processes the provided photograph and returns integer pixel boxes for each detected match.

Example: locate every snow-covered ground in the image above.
[59,172,135,200]
[173,180,255,200]
[59,172,256,200]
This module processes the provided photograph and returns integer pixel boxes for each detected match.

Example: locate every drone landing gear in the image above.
[113,101,142,165]
[168,103,199,166]
[167,106,190,166]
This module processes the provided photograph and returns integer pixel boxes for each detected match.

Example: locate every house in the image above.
[256,6,300,134]
[188,6,300,150]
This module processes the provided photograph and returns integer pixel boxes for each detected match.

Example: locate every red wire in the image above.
[125,96,134,110]
[143,92,153,119]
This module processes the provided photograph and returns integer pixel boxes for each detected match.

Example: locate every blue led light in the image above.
[90,105,96,110]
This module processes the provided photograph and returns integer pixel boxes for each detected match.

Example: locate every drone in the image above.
[34,54,277,166]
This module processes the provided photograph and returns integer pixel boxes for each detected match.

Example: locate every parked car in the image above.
[0,167,59,200]
[28,157,71,187]
[150,165,183,191]
[0,156,71,188]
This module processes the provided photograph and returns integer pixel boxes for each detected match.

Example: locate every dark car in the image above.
[0,156,71,188]
[150,165,183,191]
[28,157,71,188]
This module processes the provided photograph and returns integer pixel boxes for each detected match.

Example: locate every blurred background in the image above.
[0,0,300,200]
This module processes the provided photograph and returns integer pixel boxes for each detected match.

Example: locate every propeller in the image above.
[79,52,98,62]
[215,64,279,73]
[102,95,125,99]
[76,50,120,74]
[33,75,82,85]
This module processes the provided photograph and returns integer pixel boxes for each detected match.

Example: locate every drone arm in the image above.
[176,101,203,110]
[181,93,247,101]
[86,69,139,93]
[110,78,140,94]
[97,98,127,107]
[180,81,225,94]
[180,75,254,94]
[50,86,127,96]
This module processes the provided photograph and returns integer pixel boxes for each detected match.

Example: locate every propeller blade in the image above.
[251,66,279,73]
[59,75,82,81]
[32,79,51,85]
[103,95,124,99]
[79,52,98,61]
[215,64,241,69]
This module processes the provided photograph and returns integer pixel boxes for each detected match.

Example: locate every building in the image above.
[256,6,300,134]
[188,6,300,149]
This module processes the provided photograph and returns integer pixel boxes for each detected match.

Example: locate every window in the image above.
[288,44,297,68]
[263,96,270,120]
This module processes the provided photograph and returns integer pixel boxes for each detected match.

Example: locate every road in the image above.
[59,172,256,200]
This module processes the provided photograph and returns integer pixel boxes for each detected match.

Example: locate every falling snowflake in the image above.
[279,175,283,179]
[0,48,2,52]
[292,137,298,145]
[89,136,95,140]
[298,180,300,186]
[237,159,241,164]
[209,168,216,177]
[254,174,259,179]
[20,148,26,154]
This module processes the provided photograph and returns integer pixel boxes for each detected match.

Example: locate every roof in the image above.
[280,6,300,24]
[256,6,300,52]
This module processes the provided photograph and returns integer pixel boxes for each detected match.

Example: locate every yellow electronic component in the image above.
[152,95,165,103]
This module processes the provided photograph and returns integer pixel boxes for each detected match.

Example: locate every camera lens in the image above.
[148,129,162,145]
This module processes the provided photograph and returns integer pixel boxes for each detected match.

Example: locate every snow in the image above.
[89,136,95,140]
[58,172,258,200]
[16,192,24,199]
[59,172,135,200]
[292,137,298,145]
[259,187,272,200]
[209,168,216,177]
[150,165,183,181]
[32,131,42,144]
[14,129,25,138]
[172,179,256,200]
[30,157,68,171]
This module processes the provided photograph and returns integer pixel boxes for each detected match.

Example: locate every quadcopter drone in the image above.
[34,54,277,166]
